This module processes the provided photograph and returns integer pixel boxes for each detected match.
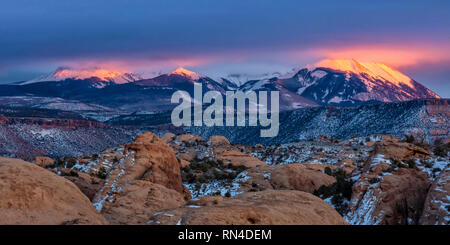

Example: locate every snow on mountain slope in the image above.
[6,60,441,112]
[261,59,441,106]
[21,67,143,85]
[169,67,205,80]
[136,67,227,93]
[214,72,282,88]
[314,59,414,88]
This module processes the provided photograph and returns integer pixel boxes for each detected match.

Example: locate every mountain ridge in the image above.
[1,60,441,112]
[20,67,143,86]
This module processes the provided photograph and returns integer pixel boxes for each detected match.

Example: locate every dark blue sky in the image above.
[1,0,449,96]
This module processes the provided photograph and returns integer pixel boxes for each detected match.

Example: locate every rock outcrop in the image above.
[165,134,266,168]
[161,132,176,143]
[87,132,189,224]
[372,141,429,161]
[420,168,450,225]
[239,164,336,194]
[63,171,105,201]
[208,136,230,146]
[148,190,347,225]
[101,180,186,225]
[0,157,107,225]
[34,156,54,168]
[346,168,430,225]
[176,134,205,145]
[123,132,184,193]
[217,150,266,168]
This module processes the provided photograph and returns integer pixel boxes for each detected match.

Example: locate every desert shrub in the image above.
[390,158,404,168]
[65,158,77,168]
[195,182,202,191]
[403,135,415,144]
[197,174,207,183]
[421,159,433,168]
[405,159,417,169]
[59,170,79,177]
[96,166,107,179]
[226,172,237,180]
[403,134,430,148]
[92,154,99,161]
[230,162,248,172]
[432,168,441,173]
[433,143,450,157]
[184,172,196,183]
[55,157,64,167]
[313,168,353,215]
[368,177,380,184]
[181,159,248,184]
[113,157,119,163]
[413,140,430,149]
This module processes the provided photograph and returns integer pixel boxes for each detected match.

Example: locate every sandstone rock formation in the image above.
[34,156,54,168]
[148,190,347,225]
[0,157,107,225]
[176,134,205,145]
[178,158,191,168]
[161,132,176,143]
[87,132,189,224]
[123,132,183,193]
[239,164,336,194]
[101,180,186,225]
[372,140,429,161]
[420,168,450,225]
[63,171,105,201]
[217,150,266,168]
[346,168,430,225]
[165,134,266,168]
[208,136,230,146]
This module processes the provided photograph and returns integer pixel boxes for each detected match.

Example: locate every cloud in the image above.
[0,0,449,96]
[302,44,450,68]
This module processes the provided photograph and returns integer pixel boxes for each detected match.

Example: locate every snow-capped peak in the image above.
[169,67,204,80]
[313,59,414,88]
[21,67,142,85]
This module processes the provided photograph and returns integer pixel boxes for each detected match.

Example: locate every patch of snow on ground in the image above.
[184,171,250,198]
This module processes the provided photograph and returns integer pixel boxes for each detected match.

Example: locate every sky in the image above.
[1,0,449,97]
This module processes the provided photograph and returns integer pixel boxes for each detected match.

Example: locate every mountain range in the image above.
[0,59,440,114]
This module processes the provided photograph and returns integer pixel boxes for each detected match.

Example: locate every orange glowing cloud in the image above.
[313,59,414,87]
[52,68,125,82]
[58,56,215,75]
[306,44,450,68]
